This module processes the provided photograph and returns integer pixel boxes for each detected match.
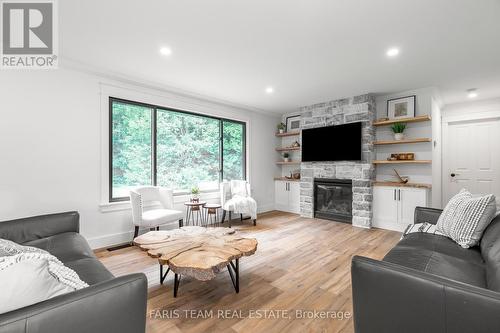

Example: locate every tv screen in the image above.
[302,122,362,162]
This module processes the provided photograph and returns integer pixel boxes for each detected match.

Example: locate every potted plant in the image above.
[390,122,406,141]
[190,186,200,202]
[277,122,286,134]
[283,152,290,162]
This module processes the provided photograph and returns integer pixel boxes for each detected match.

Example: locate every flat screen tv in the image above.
[302,122,362,162]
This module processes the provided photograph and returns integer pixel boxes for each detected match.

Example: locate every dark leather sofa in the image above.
[352,206,500,333]
[0,212,148,333]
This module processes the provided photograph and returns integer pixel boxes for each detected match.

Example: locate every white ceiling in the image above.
[60,0,500,113]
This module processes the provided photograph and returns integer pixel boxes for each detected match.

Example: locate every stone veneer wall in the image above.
[299,94,376,228]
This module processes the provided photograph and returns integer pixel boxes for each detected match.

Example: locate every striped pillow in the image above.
[437,189,497,248]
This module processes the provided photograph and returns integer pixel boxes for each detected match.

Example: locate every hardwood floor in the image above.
[96,211,400,333]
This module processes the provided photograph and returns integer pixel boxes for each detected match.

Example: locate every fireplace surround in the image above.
[314,178,353,223]
[297,94,376,228]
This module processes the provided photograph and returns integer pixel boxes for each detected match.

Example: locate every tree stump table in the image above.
[133,226,258,297]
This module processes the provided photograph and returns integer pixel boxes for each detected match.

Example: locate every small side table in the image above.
[184,201,206,226]
[203,204,222,227]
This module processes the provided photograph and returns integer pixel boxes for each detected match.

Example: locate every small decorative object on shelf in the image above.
[291,140,300,148]
[190,186,200,202]
[283,152,290,162]
[292,171,301,180]
[277,122,286,134]
[393,169,409,184]
[387,95,416,120]
[390,152,415,161]
[390,122,407,141]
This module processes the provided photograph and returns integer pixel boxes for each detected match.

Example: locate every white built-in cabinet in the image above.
[373,186,429,232]
[275,181,300,213]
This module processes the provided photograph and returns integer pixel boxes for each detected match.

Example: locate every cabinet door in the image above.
[288,182,300,214]
[398,188,427,227]
[275,181,289,211]
[372,187,399,230]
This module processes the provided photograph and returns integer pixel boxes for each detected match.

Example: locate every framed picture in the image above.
[387,95,416,120]
[286,115,301,132]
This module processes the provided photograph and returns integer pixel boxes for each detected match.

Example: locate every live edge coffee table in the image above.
[134,226,257,297]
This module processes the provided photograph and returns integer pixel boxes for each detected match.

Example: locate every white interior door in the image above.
[443,117,500,204]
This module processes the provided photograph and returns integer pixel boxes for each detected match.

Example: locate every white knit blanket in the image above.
[0,239,88,290]
[224,195,257,219]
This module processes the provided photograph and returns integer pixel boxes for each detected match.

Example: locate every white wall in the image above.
[442,97,500,117]
[431,97,443,208]
[375,87,434,187]
[0,68,279,248]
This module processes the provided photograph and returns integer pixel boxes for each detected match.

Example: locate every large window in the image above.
[109,98,246,201]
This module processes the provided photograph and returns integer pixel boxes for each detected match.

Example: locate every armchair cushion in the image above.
[223,196,257,219]
[140,209,183,227]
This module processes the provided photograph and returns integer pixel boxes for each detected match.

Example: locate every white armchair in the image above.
[220,180,257,227]
[130,186,183,240]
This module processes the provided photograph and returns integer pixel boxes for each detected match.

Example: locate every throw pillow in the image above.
[437,189,497,248]
[402,222,445,239]
[0,239,88,314]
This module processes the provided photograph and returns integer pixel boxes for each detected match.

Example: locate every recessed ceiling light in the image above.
[386,47,400,57]
[265,86,274,94]
[467,89,478,98]
[159,47,172,56]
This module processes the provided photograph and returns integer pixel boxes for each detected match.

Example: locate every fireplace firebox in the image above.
[313,178,352,223]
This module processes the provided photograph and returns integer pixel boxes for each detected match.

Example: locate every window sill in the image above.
[99,190,220,213]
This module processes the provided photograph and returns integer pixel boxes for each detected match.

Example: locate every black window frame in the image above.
[109,97,246,202]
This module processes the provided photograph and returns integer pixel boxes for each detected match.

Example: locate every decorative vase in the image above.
[279,129,284,134]
[284,158,290,162]
[190,194,199,202]
[394,133,404,141]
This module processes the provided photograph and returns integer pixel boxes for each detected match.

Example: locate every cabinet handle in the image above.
[286,183,289,191]
[394,189,396,201]
[398,189,401,201]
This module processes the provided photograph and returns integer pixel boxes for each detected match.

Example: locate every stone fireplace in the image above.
[314,178,352,223]
[298,94,375,228]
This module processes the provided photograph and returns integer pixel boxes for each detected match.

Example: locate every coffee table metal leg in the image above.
[160,264,170,284]
[227,258,239,293]
[174,273,180,297]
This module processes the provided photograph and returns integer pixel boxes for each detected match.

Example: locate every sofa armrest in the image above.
[414,206,442,225]
[0,212,79,244]
[0,273,147,333]
[351,256,500,333]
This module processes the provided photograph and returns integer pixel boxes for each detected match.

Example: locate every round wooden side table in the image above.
[203,203,222,227]
[184,201,207,226]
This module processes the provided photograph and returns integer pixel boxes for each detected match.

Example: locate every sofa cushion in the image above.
[24,232,114,285]
[480,214,500,291]
[24,232,95,263]
[383,233,486,288]
[64,258,114,285]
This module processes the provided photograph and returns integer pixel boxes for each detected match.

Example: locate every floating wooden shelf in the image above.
[276,161,301,165]
[274,177,301,182]
[373,181,432,189]
[374,138,431,145]
[275,131,300,137]
[275,147,301,152]
[373,160,431,165]
[373,115,431,127]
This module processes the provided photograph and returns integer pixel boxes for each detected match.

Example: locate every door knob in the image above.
[451,173,459,177]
